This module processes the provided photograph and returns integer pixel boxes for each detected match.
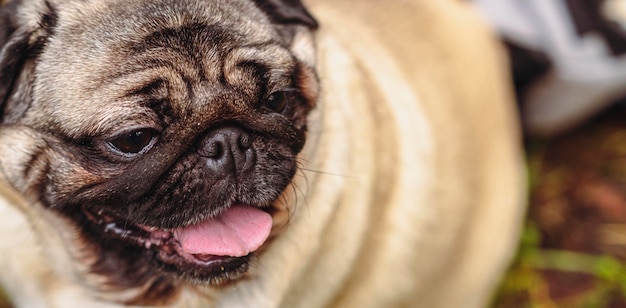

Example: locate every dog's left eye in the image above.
[108,129,157,155]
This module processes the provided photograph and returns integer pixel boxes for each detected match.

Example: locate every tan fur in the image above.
[0,0,525,307]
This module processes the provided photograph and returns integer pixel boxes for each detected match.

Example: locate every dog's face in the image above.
[0,0,318,303]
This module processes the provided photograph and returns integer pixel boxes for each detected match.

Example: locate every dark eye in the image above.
[265,90,293,113]
[108,128,157,155]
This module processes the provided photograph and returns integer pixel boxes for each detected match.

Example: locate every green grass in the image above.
[492,139,626,307]
[493,222,626,307]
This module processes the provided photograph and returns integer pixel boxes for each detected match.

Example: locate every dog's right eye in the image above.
[266,91,288,113]
[108,129,157,155]
[264,89,299,114]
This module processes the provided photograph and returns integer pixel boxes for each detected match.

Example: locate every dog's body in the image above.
[0,0,525,307]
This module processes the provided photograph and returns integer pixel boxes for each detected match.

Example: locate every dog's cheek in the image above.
[251,141,298,197]
[0,126,49,191]
[44,155,104,207]
[0,126,105,207]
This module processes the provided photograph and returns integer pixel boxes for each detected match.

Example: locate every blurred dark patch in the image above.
[504,42,551,104]
[0,288,11,308]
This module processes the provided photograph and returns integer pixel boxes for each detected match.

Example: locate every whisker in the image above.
[290,181,311,221]
[293,158,353,179]
[299,168,353,178]
[295,165,311,193]
[287,184,298,223]
[295,157,312,164]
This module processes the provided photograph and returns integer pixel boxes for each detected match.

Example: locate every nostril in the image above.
[238,133,252,151]
[205,141,224,159]
[198,127,256,175]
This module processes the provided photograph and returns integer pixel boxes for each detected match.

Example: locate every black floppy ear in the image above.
[0,0,26,114]
[0,0,56,122]
[251,0,318,30]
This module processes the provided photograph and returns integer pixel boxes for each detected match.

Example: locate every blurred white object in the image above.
[475,0,626,137]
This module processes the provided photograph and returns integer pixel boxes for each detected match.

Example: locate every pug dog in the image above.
[0,0,526,307]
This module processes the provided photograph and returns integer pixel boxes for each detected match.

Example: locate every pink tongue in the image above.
[173,206,272,257]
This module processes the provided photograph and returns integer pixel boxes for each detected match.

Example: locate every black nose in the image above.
[198,127,256,176]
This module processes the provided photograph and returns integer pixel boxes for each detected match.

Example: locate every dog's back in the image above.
[287,1,525,307]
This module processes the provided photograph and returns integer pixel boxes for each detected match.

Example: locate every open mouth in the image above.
[82,205,273,282]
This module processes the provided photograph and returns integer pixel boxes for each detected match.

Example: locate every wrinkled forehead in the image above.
[40,0,281,88]
[34,0,279,80]
[25,0,302,137]
[32,2,279,99]
[45,0,277,59]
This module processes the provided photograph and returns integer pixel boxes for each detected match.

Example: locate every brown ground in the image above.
[494,103,626,307]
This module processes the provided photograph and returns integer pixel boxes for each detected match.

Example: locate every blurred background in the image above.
[473,0,626,306]
[494,106,626,307]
